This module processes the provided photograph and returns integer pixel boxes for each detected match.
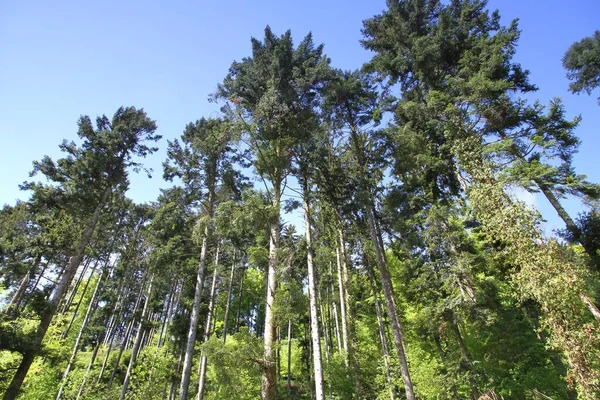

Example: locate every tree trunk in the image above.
[7,255,41,314]
[197,242,221,400]
[498,131,596,265]
[449,318,479,400]
[61,257,107,340]
[75,336,101,400]
[303,177,325,400]
[337,226,363,397]
[158,280,178,348]
[179,219,212,400]
[108,281,145,388]
[222,254,237,343]
[22,257,51,309]
[580,294,600,321]
[319,302,330,364]
[331,299,342,355]
[366,262,395,400]
[433,333,460,398]
[56,267,106,399]
[61,256,93,315]
[262,181,280,400]
[2,187,110,400]
[335,247,349,358]
[235,266,245,333]
[287,319,293,396]
[119,276,154,400]
[365,206,415,400]
[169,342,186,400]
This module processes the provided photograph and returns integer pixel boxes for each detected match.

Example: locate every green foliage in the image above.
[2,4,600,400]
[563,30,600,103]
[202,328,263,400]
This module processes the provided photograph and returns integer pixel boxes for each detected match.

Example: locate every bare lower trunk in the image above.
[119,276,154,400]
[303,178,324,400]
[335,247,349,358]
[433,333,460,398]
[262,185,280,400]
[61,258,106,339]
[2,187,109,400]
[75,334,102,400]
[197,243,221,400]
[158,280,178,348]
[287,320,292,395]
[108,281,145,387]
[332,300,342,355]
[169,342,186,400]
[366,263,395,400]
[61,256,93,315]
[337,226,363,397]
[222,255,237,343]
[449,317,479,399]
[319,302,330,364]
[365,207,415,400]
[7,255,41,314]
[56,267,105,399]
[235,267,245,333]
[179,229,211,400]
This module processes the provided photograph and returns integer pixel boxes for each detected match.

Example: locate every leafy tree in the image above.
[164,116,237,400]
[563,30,600,103]
[217,26,330,400]
[3,107,159,400]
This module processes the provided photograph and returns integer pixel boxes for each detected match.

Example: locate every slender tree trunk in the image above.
[337,226,363,397]
[277,326,281,383]
[108,281,146,388]
[262,180,280,400]
[56,267,106,399]
[21,257,51,309]
[75,339,100,400]
[335,246,349,359]
[498,131,596,265]
[302,177,325,400]
[366,263,395,400]
[119,276,154,400]
[96,287,127,383]
[197,243,221,400]
[169,342,186,400]
[319,302,330,364]
[331,300,342,355]
[222,255,237,343]
[235,266,245,333]
[433,333,460,398]
[580,294,600,321]
[365,206,415,400]
[7,255,41,314]
[287,319,292,395]
[449,317,479,400]
[61,257,107,339]
[102,284,126,346]
[158,280,178,348]
[2,187,110,400]
[179,187,214,400]
[98,326,118,384]
[61,256,93,315]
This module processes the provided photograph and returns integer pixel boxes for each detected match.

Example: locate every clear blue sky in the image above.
[1,0,599,233]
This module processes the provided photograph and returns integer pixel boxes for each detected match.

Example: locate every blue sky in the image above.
[1,0,598,233]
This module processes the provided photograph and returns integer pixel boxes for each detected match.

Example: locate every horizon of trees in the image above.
[1,1,600,399]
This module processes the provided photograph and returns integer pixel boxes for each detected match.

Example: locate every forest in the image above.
[1,1,600,399]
